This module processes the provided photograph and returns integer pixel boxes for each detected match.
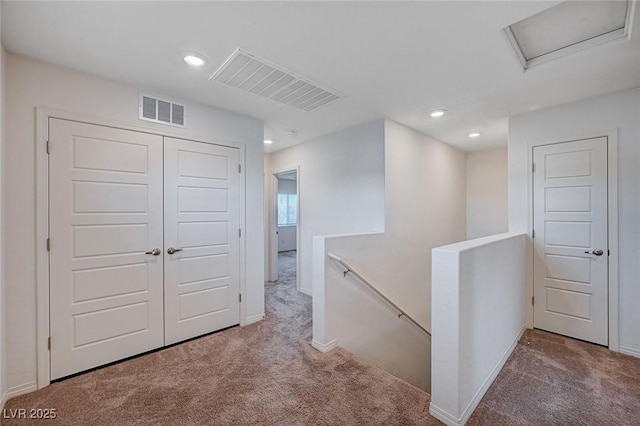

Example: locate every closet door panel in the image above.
[163,137,241,344]
[49,119,164,380]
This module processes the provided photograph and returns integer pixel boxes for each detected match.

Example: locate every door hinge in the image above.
[532,229,535,238]
[532,296,535,305]
[532,163,536,173]
[47,238,51,251]
[239,228,242,238]
[46,140,50,154]
[239,294,242,303]
[47,337,51,350]
[238,164,242,173]
[608,250,611,256]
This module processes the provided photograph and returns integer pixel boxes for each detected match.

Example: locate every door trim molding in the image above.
[36,107,248,388]
[607,133,619,352]
[528,130,619,351]
[268,167,301,292]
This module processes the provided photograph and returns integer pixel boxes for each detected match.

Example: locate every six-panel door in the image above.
[533,138,608,346]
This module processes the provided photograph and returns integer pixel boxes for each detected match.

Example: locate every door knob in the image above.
[145,248,161,256]
[584,248,604,256]
[167,247,183,255]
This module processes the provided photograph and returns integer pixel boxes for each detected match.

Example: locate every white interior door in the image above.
[163,137,241,345]
[49,119,164,379]
[533,137,608,345]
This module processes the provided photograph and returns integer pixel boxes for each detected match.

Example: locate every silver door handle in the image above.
[584,248,604,256]
[167,247,183,255]
[145,248,161,256]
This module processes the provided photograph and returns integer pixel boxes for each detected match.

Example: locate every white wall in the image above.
[312,119,466,391]
[466,147,508,239]
[267,120,386,294]
[4,53,265,393]
[278,227,297,252]
[379,119,467,329]
[277,178,297,252]
[430,233,527,426]
[264,154,273,280]
[0,4,7,408]
[509,88,640,357]
[314,232,432,391]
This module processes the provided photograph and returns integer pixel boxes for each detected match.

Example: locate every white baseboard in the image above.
[244,313,266,326]
[430,403,461,426]
[619,345,640,359]
[311,338,338,353]
[460,324,526,423]
[430,324,526,426]
[298,287,313,297]
[6,381,38,401]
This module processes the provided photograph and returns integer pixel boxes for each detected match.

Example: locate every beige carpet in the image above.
[278,250,297,283]
[6,249,640,425]
[469,329,640,425]
[3,251,433,425]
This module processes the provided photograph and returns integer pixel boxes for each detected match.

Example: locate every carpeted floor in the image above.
[469,329,640,425]
[278,250,297,284]
[5,250,640,425]
[3,250,433,425]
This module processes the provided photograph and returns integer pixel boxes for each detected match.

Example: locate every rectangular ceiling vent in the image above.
[210,48,342,112]
[139,94,186,127]
[503,0,635,71]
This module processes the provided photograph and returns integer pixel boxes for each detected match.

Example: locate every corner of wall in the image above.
[311,235,328,347]
[0,4,7,408]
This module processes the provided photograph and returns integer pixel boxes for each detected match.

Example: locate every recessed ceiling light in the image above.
[430,109,446,118]
[264,140,273,144]
[184,54,206,67]
[468,132,481,138]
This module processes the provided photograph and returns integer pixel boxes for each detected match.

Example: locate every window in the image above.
[278,193,298,226]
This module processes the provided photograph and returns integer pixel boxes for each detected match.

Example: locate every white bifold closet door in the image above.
[163,137,240,345]
[50,120,241,380]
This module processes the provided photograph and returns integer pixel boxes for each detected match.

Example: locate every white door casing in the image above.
[533,137,608,345]
[163,137,241,345]
[49,119,165,379]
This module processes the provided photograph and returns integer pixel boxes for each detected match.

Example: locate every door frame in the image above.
[267,167,302,293]
[528,130,619,351]
[35,107,247,389]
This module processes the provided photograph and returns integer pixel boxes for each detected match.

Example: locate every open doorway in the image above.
[272,169,300,289]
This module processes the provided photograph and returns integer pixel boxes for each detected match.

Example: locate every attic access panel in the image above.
[504,0,635,70]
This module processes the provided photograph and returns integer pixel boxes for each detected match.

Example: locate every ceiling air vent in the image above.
[504,0,635,71]
[139,94,186,127]
[210,48,342,112]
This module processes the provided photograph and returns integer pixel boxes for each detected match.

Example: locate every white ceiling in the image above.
[2,1,640,153]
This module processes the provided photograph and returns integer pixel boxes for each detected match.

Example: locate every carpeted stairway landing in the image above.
[3,250,434,425]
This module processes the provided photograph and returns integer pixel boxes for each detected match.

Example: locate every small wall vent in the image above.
[139,94,186,127]
[210,48,342,112]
